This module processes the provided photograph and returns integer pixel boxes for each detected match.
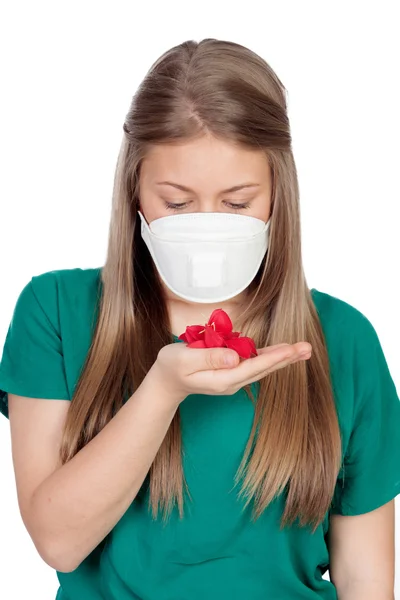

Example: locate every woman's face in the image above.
[137,133,273,309]
[138,133,273,224]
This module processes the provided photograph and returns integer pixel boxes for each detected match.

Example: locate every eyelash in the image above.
[164,201,251,211]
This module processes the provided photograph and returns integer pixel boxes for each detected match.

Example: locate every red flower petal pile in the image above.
[178,308,257,359]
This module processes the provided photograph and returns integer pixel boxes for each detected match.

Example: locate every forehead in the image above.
[140,135,270,189]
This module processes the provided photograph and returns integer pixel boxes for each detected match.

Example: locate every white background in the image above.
[0,1,399,598]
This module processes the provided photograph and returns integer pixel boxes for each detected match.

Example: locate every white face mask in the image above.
[138,210,270,303]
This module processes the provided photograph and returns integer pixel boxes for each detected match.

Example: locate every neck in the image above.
[165,290,249,336]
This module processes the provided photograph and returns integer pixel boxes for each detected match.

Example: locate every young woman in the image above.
[1,38,399,600]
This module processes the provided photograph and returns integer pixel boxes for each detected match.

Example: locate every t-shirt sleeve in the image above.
[0,276,70,419]
[331,312,400,516]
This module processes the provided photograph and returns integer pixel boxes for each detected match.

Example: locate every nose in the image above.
[196,201,223,212]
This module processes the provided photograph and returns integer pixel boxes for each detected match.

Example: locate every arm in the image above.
[328,500,395,600]
[8,366,182,573]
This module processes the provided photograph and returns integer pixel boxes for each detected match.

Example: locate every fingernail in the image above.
[223,354,236,366]
[301,345,312,354]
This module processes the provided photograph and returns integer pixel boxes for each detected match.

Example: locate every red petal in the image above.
[207,309,233,335]
[182,324,205,343]
[225,336,258,358]
[178,333,188,342]
[187,339,207,348]
[225,330,241,339]
[204,324,226,347]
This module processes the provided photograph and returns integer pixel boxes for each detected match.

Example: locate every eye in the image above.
[164,201,251,211]
[224,201,251,210]
[164,202,188,210]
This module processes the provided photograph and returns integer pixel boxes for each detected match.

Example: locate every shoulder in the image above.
[310,287,378,346]
[30,266,102,297]
[310,288,397,450]
[30,266,102,303]
[15,267,103,329]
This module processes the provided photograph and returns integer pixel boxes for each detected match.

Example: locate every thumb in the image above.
[207,347,240,369]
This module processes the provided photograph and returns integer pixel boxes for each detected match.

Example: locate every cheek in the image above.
[254,198,271,223]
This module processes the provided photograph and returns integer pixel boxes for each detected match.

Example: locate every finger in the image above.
[183,345,240,375]
[228,344,306,380]
[256,342,312,356]
[238,352,311,388]
[264,343,290,349]
[208,343,310,390]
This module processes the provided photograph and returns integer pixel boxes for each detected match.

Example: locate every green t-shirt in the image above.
[1,267,400,600]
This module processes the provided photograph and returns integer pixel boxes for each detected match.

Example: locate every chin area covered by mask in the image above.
[138,210,270,304]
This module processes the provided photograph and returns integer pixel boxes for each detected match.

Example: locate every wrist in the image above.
[142,363,185,410]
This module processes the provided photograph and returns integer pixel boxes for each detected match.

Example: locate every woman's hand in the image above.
[147,340,312,406]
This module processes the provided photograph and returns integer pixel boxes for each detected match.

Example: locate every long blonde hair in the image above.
[59,38,342,534]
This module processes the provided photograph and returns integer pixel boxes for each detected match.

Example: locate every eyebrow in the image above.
[155,181,261,194]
